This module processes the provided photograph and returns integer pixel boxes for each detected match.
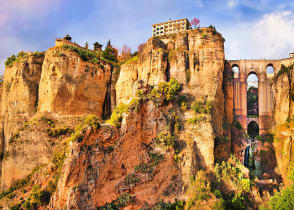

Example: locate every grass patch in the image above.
[124,55,138,65]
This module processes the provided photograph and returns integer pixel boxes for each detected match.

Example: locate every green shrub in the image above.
[84,114,100,130]
[0,165,42,200]
[168,110,181,135]
[233,120,242,130]
[135,152,164,174]
[107,103,128,128]
[155,131,175,148]
[40,116,55,127]
[46,127,72,137]
[215,136,229,144]
[63,45,99,63]
[186,170,211,209]
[191,100,213,114]
[97,193,135,209]
[101,48,117,63]
[149,78,181,105]
[5,55,17,67]
[256,133,274,143]
[274,64,294,81]
[128,97,141,112]
[231,192,246,209]
[180,101,188,111]
[187,115,207,125]
[69,114,100,142]
[201,33,208,39]
[9,133,20,144]
[213,198,226,210]
[125,55,138,64]
[124,173,140,186]
[153,199,185,210]
[239,178,251,193]
[5,51,30,67]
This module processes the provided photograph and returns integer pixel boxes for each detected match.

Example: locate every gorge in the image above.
[0,25,293,209]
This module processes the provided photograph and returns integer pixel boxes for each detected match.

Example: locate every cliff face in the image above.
[0,45,113,190]
[116,28,226,166]
[38,47,112,117]
[0,29,233,209]
[0,53,44,188]
[2,53,44,118]
[271,62,294,183]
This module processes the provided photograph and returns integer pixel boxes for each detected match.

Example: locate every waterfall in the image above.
[244,145,250,168]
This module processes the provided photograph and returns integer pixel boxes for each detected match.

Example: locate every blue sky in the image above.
[1,0,294,73]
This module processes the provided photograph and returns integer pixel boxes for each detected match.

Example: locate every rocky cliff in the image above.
[38,46,112,116]
[0,28,261,209]
[271,61,294,184]
[117,28,227,165]
[0,43,113,192]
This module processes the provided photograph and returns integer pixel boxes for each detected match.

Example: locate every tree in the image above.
[138,43,146,55]
[85,42,89,49]
[120,44,132,60]
[190,18,200,28]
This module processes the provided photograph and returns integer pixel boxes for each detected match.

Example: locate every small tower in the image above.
[64,34,72,42]
[94,42,103,51]
[290,52,294,58]
[106,40,112,49]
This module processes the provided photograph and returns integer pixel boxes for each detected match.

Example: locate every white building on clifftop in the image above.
[152,18,191,37]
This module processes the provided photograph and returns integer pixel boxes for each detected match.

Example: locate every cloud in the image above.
[227,0,238,8]
[223,11,294,60]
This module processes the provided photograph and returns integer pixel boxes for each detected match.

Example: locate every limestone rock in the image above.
[38,47,112,117]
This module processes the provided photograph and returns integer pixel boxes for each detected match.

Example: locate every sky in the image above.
[1,0,294,73]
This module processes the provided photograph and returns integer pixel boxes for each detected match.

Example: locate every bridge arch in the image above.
[226,59,275,134]
[247,121,259,137]
[232,64,240,78]
[247,72,258,117]
[266,64,274,78]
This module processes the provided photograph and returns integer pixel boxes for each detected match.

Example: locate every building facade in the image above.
[152,18,191,37]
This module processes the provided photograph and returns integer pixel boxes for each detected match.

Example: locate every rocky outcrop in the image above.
[38,47,112,117]
[50,103,187,209]
[272,66,294,125]
[271,63,294,183]
[0,54,44,188]
[2,53,44,118]
[116,28,226,167]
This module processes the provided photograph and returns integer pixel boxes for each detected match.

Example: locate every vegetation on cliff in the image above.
[108,78,182,127]
[62,44,117,64]
[5,51,44,67]
[69,114,101,142]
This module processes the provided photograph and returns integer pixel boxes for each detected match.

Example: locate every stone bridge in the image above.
[225,55,294,135]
